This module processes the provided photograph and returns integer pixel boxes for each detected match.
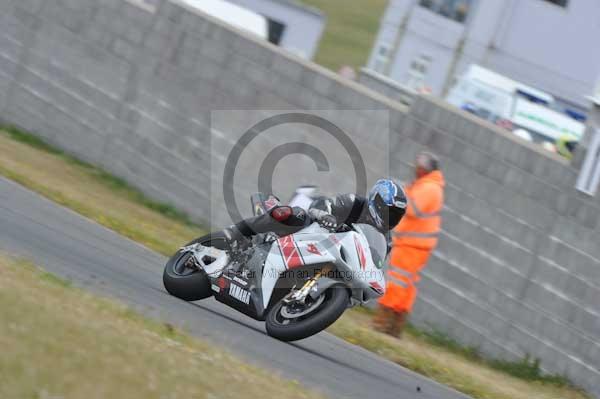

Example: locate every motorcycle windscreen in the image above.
[353,224,387,270]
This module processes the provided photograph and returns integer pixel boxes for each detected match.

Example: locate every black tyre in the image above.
[163,233,227,301]
[265,284,349,341]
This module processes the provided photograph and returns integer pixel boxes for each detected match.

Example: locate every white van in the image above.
[446,65,585,142]
[179,0,269,40]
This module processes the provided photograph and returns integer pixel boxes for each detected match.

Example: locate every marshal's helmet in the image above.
[368,179,407,230]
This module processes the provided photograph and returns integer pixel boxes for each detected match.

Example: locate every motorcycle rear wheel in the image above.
[163,233,227,301]
[265,284,349,341]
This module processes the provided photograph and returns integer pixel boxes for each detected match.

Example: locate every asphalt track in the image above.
[0,176,471,399]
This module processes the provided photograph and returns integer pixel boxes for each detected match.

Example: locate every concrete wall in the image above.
[403,97,600,396]
[0,0,599,395]
[0,0,395,226]
[358,68,416,107]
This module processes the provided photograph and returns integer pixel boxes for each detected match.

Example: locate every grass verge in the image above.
[0,126,205,256]
[0,254,322,399]
[0,127,591,399]
[301,0,388,72]
[331,309,588,399]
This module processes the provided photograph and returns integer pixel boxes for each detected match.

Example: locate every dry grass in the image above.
[0,128,591,399]
[0,254,323,399]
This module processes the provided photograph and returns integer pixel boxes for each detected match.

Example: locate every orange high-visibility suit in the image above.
[379,170,445,313]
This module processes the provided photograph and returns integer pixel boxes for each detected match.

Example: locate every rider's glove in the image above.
[317,213,337,230]
[308,208,337,230]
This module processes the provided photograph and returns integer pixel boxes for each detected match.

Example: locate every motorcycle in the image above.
[163,193,388,341]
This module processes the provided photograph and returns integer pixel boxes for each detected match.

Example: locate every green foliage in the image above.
[3,125,63,155]
[39,271,72,288]
[490,355,573,387]
[407,325,481,361]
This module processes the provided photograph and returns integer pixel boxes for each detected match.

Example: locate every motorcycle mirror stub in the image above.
[271,206,293,222]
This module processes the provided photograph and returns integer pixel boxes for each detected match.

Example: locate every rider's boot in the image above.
[223,225,251,252]
[222,226,251,274]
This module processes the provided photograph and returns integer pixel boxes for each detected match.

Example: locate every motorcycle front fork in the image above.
[284,265,332,305]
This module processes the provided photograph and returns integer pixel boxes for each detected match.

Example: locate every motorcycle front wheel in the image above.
[265,284,349,341]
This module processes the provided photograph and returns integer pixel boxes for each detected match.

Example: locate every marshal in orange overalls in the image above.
[379,170,445,313]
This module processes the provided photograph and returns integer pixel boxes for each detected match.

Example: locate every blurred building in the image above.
[227,0,325,60]
[367,0,600,115]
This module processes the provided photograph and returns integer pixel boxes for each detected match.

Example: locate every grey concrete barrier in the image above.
[359,67,417,107]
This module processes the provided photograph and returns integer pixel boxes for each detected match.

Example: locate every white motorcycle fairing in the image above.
[261,223,386,309]
[190,222,387,321]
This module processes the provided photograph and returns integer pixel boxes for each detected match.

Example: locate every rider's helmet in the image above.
[368,179,407,230]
